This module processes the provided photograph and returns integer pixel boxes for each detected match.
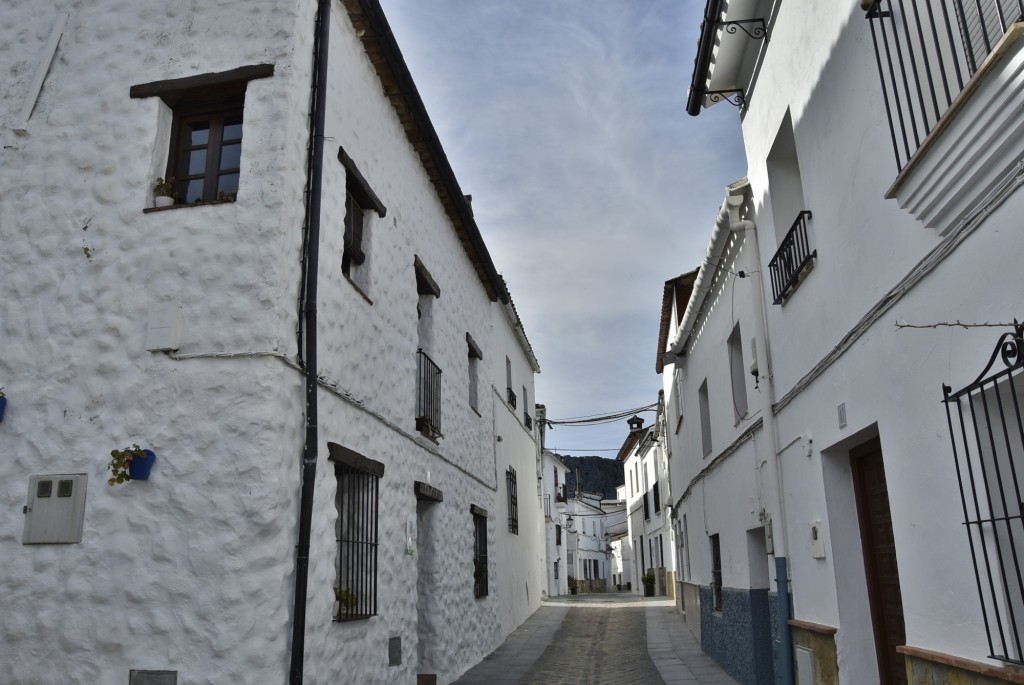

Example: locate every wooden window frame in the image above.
[168,99,244,205]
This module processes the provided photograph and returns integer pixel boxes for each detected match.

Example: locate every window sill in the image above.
[887,25,1024,234]
[470,406,482,418]
[143,198,236,213]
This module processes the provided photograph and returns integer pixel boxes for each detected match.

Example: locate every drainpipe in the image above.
[742,197,795,685]
[289,0,330,682]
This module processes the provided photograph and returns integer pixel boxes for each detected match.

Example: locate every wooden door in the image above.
[851,438,907,685]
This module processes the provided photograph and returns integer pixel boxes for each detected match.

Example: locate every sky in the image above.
[378,0,747,458]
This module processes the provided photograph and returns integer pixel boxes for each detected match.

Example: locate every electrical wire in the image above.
[546,402,658,427]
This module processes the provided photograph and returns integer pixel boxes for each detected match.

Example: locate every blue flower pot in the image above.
[128,449,156,481]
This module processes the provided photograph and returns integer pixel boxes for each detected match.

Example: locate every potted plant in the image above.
[642,571,657,597]
[567,575,578,595]
[0,387,6,422]
[154,177,176,207]
[333,586,356,619]
[108,444,157,485]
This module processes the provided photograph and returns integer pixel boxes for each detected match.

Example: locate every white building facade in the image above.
[1,1,544,684]
[619,414,677,598]
[541,449,571,597]
[669,1,1024,684]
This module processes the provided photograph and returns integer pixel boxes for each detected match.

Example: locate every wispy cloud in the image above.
[381,0,747,453]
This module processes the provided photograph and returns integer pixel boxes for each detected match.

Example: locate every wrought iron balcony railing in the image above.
[507,387,517,409]
[416,349,442,438]
[768,210,816,305]
[524,412,533,430]
[865,0,1022,171]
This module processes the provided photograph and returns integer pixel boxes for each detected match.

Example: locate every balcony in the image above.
[768,210,815,305]
[416,349,442,438]
[507,387,517,409]
[555,484,568,503]
[524,411,533,430]
[865,0,1022,172]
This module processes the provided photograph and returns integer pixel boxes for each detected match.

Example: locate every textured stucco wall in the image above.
[0,2,542,683]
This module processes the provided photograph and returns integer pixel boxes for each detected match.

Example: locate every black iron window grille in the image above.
[710,533,723,612]
[506,467,519,535]
[524,411,533,430]
[643,492,651,520]
[556,524,562,546]
[416,349,442,439]
[865,0,1023,172]
[768,210,816,305]
[556,484,567,503]
[472,505,488,598]
[944,322,1024,664]
[507,387,517,409]
[331,444,384,622]
[653,482,661,512]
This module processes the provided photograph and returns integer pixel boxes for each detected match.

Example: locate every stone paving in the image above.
[452,594,739,685]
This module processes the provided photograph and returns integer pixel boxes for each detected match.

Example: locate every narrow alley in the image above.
[453,594,738,685]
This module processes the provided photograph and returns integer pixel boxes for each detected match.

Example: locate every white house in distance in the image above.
[0,1,544,684]
[608,484,633,591]
[563,488,611,593]
[671,1,1024,684]
[541,449,571,597]
[618,412,676,598]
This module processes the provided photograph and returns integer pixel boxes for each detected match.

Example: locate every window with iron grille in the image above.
[710,533,723,612]
[556,524,562,546]
[554,560,559,579]
[943,323,1024,663]
[329,443,384,622]
[472,505,488,598]
[643,491,650,520]
[506,466,519,534]
[653,481,661,513]
[864,0,1023,172]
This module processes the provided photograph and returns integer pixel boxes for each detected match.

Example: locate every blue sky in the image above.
[378,0,747,457]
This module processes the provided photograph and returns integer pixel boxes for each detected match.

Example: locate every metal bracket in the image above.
[705,89,747,108]
[719,19,768,40]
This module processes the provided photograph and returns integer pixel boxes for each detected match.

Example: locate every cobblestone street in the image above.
[453,594,738,685]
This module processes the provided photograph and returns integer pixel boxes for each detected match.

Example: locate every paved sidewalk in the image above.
[452,593,738,685]
[645,599,738,685]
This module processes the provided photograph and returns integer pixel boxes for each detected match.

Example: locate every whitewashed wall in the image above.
[0,2,543,684]
[710,1,1024,681]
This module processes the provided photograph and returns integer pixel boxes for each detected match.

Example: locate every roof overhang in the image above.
[686,0,769,116]
[656,269,699,373]
[342,0,510,304]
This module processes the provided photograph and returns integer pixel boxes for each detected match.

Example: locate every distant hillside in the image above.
[556,455,624,501]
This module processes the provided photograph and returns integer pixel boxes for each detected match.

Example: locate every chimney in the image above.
[627,415,644,431]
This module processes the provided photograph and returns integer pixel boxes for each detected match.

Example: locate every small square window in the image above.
[130,64,274,209]
[57,480,74,497]
[37,480,52,498]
